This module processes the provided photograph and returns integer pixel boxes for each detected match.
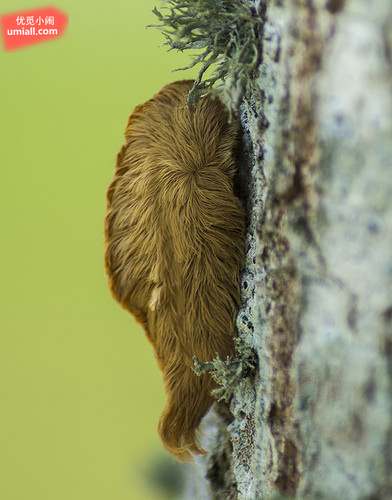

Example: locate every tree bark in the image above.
[183,0,392,498]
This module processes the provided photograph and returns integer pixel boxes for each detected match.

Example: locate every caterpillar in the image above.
[104,80,245,461]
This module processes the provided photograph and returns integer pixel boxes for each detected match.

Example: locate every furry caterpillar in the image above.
[104,80,245,461]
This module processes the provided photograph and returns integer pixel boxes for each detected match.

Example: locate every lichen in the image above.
[193,336,257,403]
[149,0,263,112]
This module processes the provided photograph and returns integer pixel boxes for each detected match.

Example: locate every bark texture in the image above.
[183,0,392,498]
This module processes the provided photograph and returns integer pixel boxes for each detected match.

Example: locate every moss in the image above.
[193,336,257,402]
[149,0,262,111]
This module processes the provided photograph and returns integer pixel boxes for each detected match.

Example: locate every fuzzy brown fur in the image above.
[104,80,245,461]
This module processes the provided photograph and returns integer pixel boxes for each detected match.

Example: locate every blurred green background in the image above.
[0,1,195,499]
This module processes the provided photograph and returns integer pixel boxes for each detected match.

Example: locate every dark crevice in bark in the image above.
[325,0,346,14]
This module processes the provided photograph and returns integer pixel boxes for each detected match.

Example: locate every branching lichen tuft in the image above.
[149,0,262,112]
[193,337,257,402]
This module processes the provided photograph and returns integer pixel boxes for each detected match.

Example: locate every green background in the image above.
[0,1,195,499]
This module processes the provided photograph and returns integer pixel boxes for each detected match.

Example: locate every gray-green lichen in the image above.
[150,0,263,111]
[193,337,257,404]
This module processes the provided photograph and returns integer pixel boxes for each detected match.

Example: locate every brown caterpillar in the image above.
[104,80,245,461]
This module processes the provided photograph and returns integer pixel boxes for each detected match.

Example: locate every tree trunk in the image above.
[183,0,392,498]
